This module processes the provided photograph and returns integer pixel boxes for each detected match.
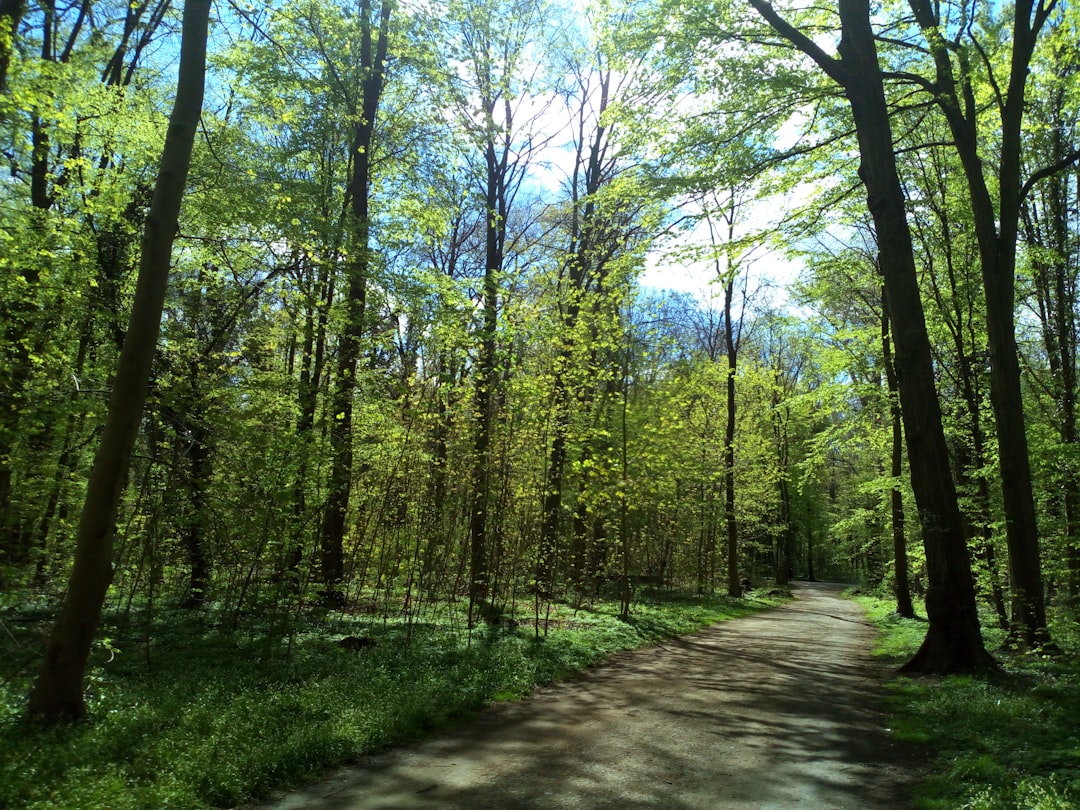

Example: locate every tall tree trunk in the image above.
[539,401,568,591]
[0,0,25,97]
[750,0,992,672]
[723,271,739,596]
[181,419,211,608]
[319,0,391,604]
[908,0,1052,647]
[1024,124,1080,600]
[773,399,794,586]
[618,351,631,620]
[468,138,504,620]
[286,259,330,584]
[880,287,915,617]
[27,0,211,722]
[919,175,1010,629]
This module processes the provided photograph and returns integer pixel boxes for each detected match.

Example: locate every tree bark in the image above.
[880,287,915,617]
[723,246,740,596]
[468,134,505,619]
[0,0,25,97]
[907,0,1052,647]
[749,0,992,672]
[1024,121,1079,600]
[27,0,211,722]
[319,0,392,603]
[180,418,211,609]
[694,198,747,597]
[286,258,330,585]
[772,396,794,586]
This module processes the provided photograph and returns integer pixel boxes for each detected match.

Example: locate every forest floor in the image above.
[252,582,923,809]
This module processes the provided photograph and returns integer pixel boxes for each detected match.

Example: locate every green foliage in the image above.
[1,0,1077,796]
[0,593,765,809]
[853,593,1080,810]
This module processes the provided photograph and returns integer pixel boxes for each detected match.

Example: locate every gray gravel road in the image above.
[254,582,923,809]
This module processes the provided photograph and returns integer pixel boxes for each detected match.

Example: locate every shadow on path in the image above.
[253,582,925,809]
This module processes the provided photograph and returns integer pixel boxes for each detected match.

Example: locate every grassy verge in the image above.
[0,592,775,809]
[852,593,1080,810]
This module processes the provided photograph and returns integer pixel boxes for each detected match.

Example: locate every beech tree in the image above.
[704,193,755,595]
[310,0,394,604]
[901,135,1010,627]
[746,0,993,672]
[440,0,554,620]
[538,13,656,598]
[799,234,917,616]
[27,0,212,721]
[1020,22,1080,599]
[896,0,1065,647]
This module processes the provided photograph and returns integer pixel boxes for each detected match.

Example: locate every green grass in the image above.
[851,592,1080,810]
[0,591,775,809]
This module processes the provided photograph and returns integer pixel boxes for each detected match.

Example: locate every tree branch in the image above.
[873,34,929,55]
[746,0,846,84]
[1020,148,1080,202]
[968,31,1005,118]
[882,70,936,94]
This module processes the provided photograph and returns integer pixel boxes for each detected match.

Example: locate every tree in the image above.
[899,0,1067,648]
[313,0,394,604]
[27,0,212,721]
[441,0,553,619]
[0,0,24,96]
[903,135,1009,627]
[678,189,758,595]
[879,285,916,618]
[703,192,754,595]
[538,15,653,598]
[747,0,993,672]
[1020,22,1080,599]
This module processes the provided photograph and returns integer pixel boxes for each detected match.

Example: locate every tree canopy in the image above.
[2,0,1079,721]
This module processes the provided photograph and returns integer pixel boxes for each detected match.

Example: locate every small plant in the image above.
[0,591,774,809]
[851,593,1080,810]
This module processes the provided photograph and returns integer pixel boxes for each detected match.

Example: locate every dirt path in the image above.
[255,582,922,809]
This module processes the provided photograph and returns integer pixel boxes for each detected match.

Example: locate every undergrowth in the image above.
[852,592,1080,810]
[0,591,771,809]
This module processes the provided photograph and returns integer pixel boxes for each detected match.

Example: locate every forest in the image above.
[1,0,1079,807]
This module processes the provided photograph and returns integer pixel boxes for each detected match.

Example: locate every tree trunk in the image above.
[749,0,992,672]
[468,137,505,620]
[1024,124,1079,600]
[920,181,1009,629]
[724,276,740,596]
[319,0,391,604]
[539,410,568,591]
[27,0,211,722]
[773,401,794,587]
[286,258,330,584]
[839,5,989,671]
[880,287,915,617]
[908,0,1051,648]
[0,0,25,96]
[181,419,211,609]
